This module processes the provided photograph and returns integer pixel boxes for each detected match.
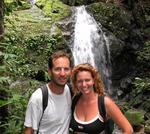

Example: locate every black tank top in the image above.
[70,110,105,134]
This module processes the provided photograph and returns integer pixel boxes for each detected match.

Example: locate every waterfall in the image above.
[72,6,112,93]
[28,0,36,5]
[72,6,96,67]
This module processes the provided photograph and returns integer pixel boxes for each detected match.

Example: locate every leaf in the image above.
[0,77,10,84]
[0,99,12,107]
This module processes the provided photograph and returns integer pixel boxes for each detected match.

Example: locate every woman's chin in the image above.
[82,89,91,95]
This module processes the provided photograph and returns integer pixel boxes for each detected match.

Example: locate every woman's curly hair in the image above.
[71,63,105,95]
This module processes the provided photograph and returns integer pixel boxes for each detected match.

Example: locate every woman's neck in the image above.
[81,92,98,103]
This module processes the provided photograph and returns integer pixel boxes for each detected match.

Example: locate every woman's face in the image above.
[76,71,94,95]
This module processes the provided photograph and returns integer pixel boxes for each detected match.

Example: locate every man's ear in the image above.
[48,68,52,75]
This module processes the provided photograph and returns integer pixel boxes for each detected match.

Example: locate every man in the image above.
[24,51,72,134]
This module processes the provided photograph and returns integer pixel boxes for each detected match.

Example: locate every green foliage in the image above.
[132,77,150,101]
[36,0,71,21]
[129,77,150,112]
[0,80,40,134]
[1,1,68,133]
[136,41,150,66]
[2,5,56,79]
[2,29,60,78]
[125,109,145,126]
[87,2,130,38]
[133,77,150,94]
[25,35,57,55]
[4,0,32,14]
[0,76,10,84]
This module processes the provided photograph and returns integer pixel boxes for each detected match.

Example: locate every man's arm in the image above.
[24,127,34,134]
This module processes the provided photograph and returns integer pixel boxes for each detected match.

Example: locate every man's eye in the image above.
[54,67,70,72]
[64,68,70,72]
[54,68,61,71]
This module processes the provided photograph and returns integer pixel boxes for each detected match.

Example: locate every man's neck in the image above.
[48,82,65,95]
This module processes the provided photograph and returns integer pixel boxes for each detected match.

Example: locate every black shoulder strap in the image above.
[67,83,74,98]
[37,84,48,134]
[71,93,82,113]
[98,96,106,120]
[69,88,74,98]
[99,96,114,134]
[41,84,48,112]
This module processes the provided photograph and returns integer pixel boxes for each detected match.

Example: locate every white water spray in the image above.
[72,6,98,67]
[28,0,36,5]
[72,6,112,92]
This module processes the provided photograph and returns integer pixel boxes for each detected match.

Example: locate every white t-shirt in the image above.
[24,84,71,134]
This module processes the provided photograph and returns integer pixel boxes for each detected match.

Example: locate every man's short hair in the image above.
[48,50,71,69]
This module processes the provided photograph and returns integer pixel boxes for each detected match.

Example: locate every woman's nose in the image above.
[82,81,87,87]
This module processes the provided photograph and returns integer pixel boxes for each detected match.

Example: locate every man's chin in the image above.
[52,79,67,87]
[57,81,67,87]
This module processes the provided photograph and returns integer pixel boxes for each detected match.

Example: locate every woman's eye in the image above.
[77,79,91,84]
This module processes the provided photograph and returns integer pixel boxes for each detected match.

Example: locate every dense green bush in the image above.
[4,0,31,14]
[136,41,150,69]
[0,5,65,132]
[0,79,41,134]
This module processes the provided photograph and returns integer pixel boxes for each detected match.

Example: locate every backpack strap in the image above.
[67,83,74,98]
[70,93,82,133]
[71,93,82,115]
[41,84,48,112]
[37,84,48,134]
[98,96,106,120]
[98,96,114,134]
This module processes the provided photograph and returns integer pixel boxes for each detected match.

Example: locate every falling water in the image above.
[72,6,96,67]
[28,0,36,5]
[72,6,112,93]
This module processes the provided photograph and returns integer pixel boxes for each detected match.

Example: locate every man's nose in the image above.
[59,69,65,76]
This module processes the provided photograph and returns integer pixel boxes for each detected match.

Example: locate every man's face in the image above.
[49,57,71,87]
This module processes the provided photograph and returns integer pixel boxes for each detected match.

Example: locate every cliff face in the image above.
[85,1,150,99]
[59,0,150,98]
[86,2,144,92]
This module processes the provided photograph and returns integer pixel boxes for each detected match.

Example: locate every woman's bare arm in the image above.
[105,96,133,134]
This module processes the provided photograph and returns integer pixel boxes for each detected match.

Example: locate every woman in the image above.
[70,63,133,134]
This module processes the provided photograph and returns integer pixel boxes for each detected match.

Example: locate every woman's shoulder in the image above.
[103,95,116,106]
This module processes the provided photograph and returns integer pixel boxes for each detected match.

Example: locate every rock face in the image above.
[58,1,147,95]
[85,2,149,96]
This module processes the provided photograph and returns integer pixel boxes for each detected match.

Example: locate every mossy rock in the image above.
[5,0,32,13]
[125,109,145,126]
[5,6,52,37]
[36,0,71,21]
[3,2,70,80]
[86,2,131,39]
